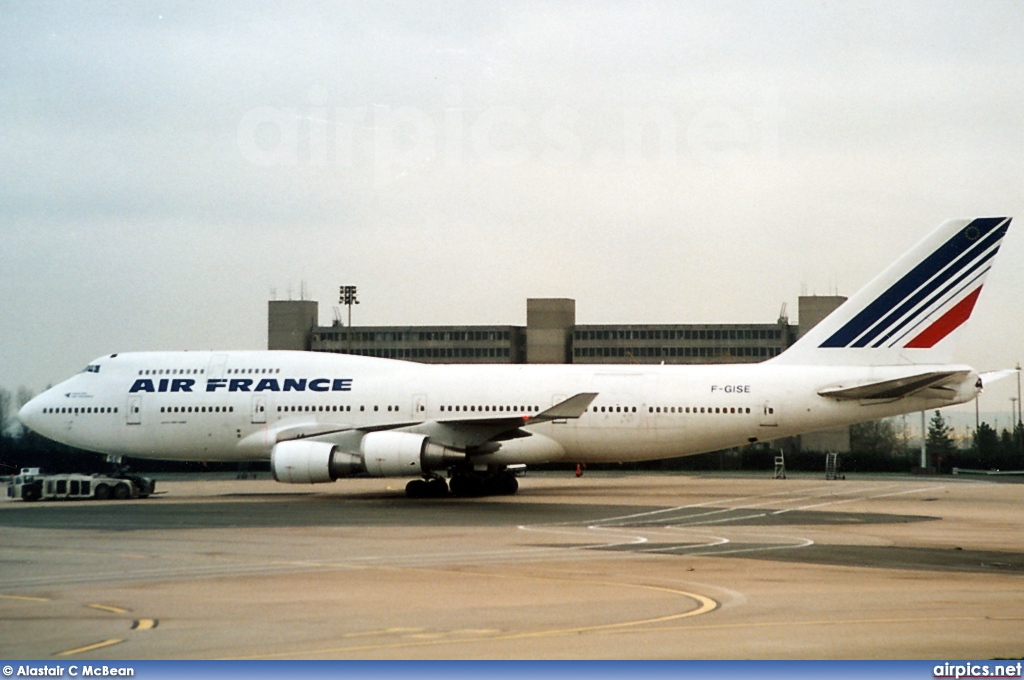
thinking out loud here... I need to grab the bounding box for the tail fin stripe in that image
[851,228,1005,347]
[904,286,983,348]
[883,265,990,348]
[866,246,998,348]
[820,217,1008,348]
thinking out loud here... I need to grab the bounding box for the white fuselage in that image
[19,350,977,468]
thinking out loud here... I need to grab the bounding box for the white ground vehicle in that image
[5,468,154,502]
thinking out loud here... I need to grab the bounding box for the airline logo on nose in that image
[129,378,354,393]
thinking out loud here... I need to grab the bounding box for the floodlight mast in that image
[339,285,359,354]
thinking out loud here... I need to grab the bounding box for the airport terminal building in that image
[268,297,844,366]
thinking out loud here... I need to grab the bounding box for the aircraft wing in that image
[274,392,599,451]
[817,370,971,401]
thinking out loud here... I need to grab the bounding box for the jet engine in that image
[271,440,361,484]
[360,431,466,476]
[271,432,465,484]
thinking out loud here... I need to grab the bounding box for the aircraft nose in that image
[18,396,43,434]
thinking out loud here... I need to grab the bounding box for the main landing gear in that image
[404,477,450,498]
[404,470,519,498]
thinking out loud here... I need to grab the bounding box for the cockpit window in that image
[83,365,100,373]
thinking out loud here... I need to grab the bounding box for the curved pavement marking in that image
[633,483,905,525]
[0,594,50,602]
[581,481,901,526]
[683,536,815,557]
[342,627,424,638]
[589,481,939,529]
[648,614,1024,635]
[518,520,730,555]
[52,604,156,655]
[57,639,125,656]
[233,573,719,659]
[770,484,947,514]
[4,483,936,592]
[87,603,129,614]
[515,522,651,551]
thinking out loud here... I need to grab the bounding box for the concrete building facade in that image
[267,296,841,368]
[309,324,527,363]
[267,300,318,351]
[525,298,575,364]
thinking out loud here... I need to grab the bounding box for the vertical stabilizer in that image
[773,217,1011,366]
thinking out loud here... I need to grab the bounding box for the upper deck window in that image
[83,365,100,373]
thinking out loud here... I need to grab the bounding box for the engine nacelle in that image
[360,431,466,477]
[271,440,362,484]
[272,433,467,483]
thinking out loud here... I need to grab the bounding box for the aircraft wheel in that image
[94,483,111,500]
[405,479,428,498]
[496,473,519,495]
[426,478,449,497]
[449,474,476,497]
[113,483,131,500]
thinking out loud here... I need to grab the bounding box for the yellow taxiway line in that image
[57,639,125,656]
[0,594,51,602]
[234,571,719,659]
[87,603,129,614]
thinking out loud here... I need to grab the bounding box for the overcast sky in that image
[2,1,1023,418]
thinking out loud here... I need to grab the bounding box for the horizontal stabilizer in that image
[979,369,1019,389]
[818,370,970,401]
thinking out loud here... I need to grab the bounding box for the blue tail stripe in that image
[884,266,990,348]
[871,250,996,348]
[851,227,1006,347]
[819,217,1006,348]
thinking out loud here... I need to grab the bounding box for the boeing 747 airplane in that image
[18,217,1013,497]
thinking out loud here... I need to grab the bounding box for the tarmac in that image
[0,472,1021,659]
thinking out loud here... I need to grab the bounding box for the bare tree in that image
[16,387,33,410]
[0,387,11,436]
[12,387,34,436]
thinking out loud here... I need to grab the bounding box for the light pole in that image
[1013,396,1019,429]
[1018,362,1022,426]
[339,285,359,354]
[1012,397,1020,458]
[920,410,927,469]
[1017,363,1022,458]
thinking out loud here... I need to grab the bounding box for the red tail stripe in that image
[905,287,983,349]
